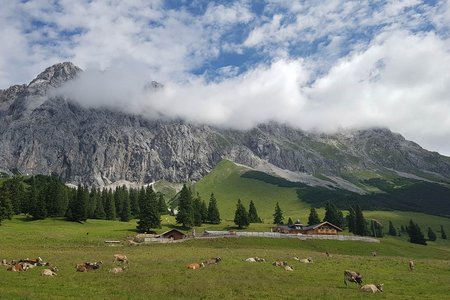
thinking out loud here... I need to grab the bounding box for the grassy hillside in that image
[0,217,449,299]
[192,160,310,222]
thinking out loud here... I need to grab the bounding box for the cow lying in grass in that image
[41,267,59,277]
[361,283,383,293]
[245,257,265,263]
[299,257,313,263]
[187,263,204,270]
[203,257,221,266]
[109,266,127,274]
[344,270,363,286]
[76,261,103,272]
[272,261,288,267]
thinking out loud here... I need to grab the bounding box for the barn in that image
[273,221,342,235]
[156,229,186,240]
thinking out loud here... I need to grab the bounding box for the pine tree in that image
[400,225,406,233]
[32,190,48,220]
[136,185,161,232]
[323,202,343,227]
[427,227,437,241]
[157,193,168,215]
[0,186,13,225]
[407,220,427,245]
[93,189,106,219]
[120,191,131,222]
[234,199,249,229]
[105,189,116,220]
[200,200,208,222]
[68,184,87,222]
[193,193,203,226]
[273,202,283,224]
[129,188,140,218]
[346,207,356,233]
[176,184,194,228]
[354,205,368,236]
[207,193,221,224]
[308,207,321,226]
[287,217,293,225]
[388,221,397,236]
[248,200,261,223]
[440,225,447,239]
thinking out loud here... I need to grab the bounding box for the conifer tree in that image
[129,188,140,217]
[346,207,356,233]
[354,205,368,236]
[248,200,262,223]
[388,221,397,236]
[308,207,321,226]
[234,199,249,228]
[323,202,343,228]
[157,193,168,215]
[105,189,116,220]
[93,189,106,219]
[193,193,203,226]
[407,219,427,245]
[207,193,221,224]
[136,185,161,232]
[200,200,208,222]
[440,225,447,239]
[176,184,194,228]
[287,217,293,225]
[120,190,131,222]
[427,227,437,241]
[0,186,13,225]
[273,202,284,224]
[32,191,48,220]
[68,184,87,222]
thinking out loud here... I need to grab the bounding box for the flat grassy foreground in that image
[1,217,450,299]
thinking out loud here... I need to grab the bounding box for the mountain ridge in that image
[0,62,449,190]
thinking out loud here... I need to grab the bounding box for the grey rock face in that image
[1,63,450,187]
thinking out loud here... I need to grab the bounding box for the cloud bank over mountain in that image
[2,1,450,154]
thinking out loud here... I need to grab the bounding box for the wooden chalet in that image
[156,229,186,240]
[273,221,342,235]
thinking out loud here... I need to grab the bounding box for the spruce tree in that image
[0,186,13,225]
[136,186,160,232]
[176,184,194,228]
[353,205,368,236]
[441,225,447,239]
[68,184,87,222]
[273,202,284,224]
[234,199,249,229]
[388,221,397,236]
[346,207,356,233]
[200,200,208,222]
[105,189,116,220]
[32,191,48,220]
[157,193,168,215]
[129,188,140,218]
[407,219,427,245]
[120,191,131,222]
[427,227,437,241]
[93,190,106,219]
[323,202,342,227]
[193,194,203,226]
[207,193,221,224]
[248,200,261,223]
[287,217,293,225]
[308,207,321,226]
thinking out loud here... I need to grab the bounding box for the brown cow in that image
[187,262,204,269]
[409,260,414,271]
[76,261,102,272]
[113,254,128,264]
[203,257,221,266]
[7,263,25,272]
[272,261,288,267]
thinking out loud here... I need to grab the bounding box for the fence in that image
[203,231,379,243]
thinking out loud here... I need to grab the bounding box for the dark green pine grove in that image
[136,185,161,232]
[308,207,321,226]
[407,219,427,245]
[388,221,397,236]
[323,201,344,229]
[207,193,221,224]
[234,199,249,229]
[176,184,194,228]
[248,200,262,223]
[427,227,437,241]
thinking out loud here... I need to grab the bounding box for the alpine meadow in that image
[1,1,450,299]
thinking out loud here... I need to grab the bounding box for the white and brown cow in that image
[41,267,58,277]
[203,257,221,266]
[113,254,129,264]
[409,260,414,271]
[187,262,204,270]
[361,283,383,293]
[344,270,363,286]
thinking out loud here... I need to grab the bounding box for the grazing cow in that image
[109,266,127,274]
[113,254,129,264]
[187,263,204,270]
[245,257,265,263]
[284,265,294,271]
[361,284,383,293]
[299,257,313,263]
[203,257,221,266]
[272,261,288,267]
[41,268,58,277]
[409,260,414,271]
[293,256,300,261]
[371,252,377,257]
[344,270,363,286]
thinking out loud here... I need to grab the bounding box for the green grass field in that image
[1,217,450,299]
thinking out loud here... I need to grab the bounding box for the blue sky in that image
[1,0,450,155]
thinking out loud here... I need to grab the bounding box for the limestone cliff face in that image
[1,63,449,187]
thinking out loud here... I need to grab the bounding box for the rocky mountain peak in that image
[28,62,82,89]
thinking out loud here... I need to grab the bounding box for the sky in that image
[1,0,450,155]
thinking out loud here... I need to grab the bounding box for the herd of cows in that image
[2,252,417,294]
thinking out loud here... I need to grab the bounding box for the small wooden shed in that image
[156,229,186,240]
